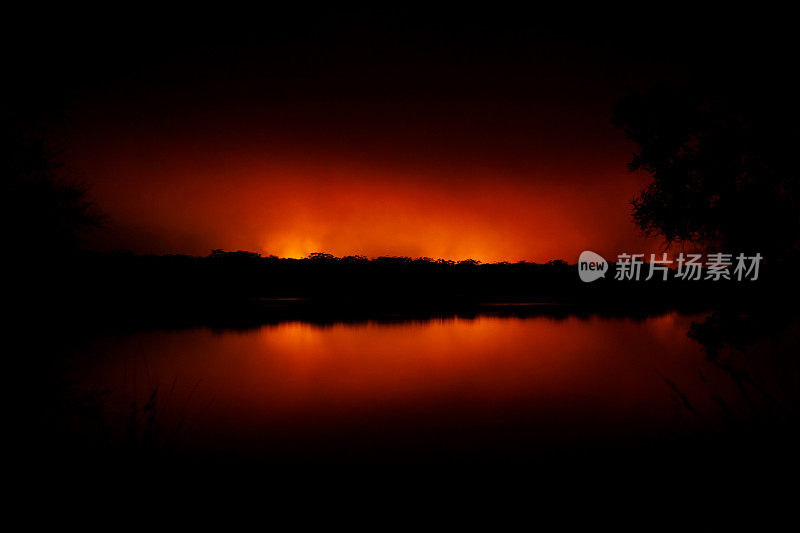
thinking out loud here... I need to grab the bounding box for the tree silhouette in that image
[612,83,799,261]
[3,111,103,258]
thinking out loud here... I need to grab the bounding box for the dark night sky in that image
[5,6,795,260]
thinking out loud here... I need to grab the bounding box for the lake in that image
[54,309,772,465]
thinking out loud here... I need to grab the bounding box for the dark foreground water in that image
[49,309,799,467]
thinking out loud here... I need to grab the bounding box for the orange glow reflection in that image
[74,313,744,457]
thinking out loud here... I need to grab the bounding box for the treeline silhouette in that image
[24,248,780,331]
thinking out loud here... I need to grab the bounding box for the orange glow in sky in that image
[39,10,679,263]
[71,141,652,262]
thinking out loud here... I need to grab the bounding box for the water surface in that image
[64,311,747,462]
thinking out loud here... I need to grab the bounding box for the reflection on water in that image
[63,311,760,462]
